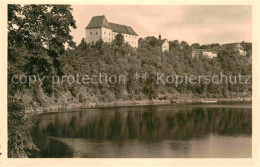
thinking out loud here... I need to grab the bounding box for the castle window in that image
[96,31,98,34]
[90,32,92,35]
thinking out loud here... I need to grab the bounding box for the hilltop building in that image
[235,43,247,56]
[158,35,169,52]
[85,15,138,48]
[220,42,248,56]
[192,48,218,58]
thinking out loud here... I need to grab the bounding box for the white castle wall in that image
[85,28,102,44]
[85,28,138,48]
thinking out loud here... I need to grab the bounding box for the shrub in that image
[8,97,37,157]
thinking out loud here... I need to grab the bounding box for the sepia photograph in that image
[1,1,260,166]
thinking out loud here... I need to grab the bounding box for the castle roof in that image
[86,15,138,36]
[86,15,111,29]
[109,23,138,36]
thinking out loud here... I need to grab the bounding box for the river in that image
[31,102,252,158]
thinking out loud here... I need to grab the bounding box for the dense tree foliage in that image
[8,97,37,157]
[8,4,76,157]
[61,37,251,102]
[114,34,125,47]
[8,4,76,94]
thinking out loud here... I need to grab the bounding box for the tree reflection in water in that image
[33,105,251,141]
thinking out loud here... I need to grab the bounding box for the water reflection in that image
[32,103,252,158]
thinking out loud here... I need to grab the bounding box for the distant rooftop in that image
[86,15,138,36]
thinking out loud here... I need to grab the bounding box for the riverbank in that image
[10,83,249,115]
[25,96,252,115]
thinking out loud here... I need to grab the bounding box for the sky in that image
[70,5,252,45]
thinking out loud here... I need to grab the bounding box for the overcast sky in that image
[71,5,252,45]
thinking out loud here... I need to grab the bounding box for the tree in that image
[200,45,210,49]
[180,41,190,50]
[94,39,104,50]
[169,40,181,53]
[138,38,146,48]
[77,38,87,50]
[8,97,38,157]
[144,36,158,47]
[8,4,77,94]
[209,43,220,50]
[191,43,200,49]
[8,4,77,157]
[114,34,124,47]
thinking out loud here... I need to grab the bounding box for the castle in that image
[85,15,139,48]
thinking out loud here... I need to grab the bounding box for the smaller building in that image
[158,35,169,52]
[221,42,248,56]
[192,48,217,58]
[235,43,247,56]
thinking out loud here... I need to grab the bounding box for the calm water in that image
[31,102,252,158]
